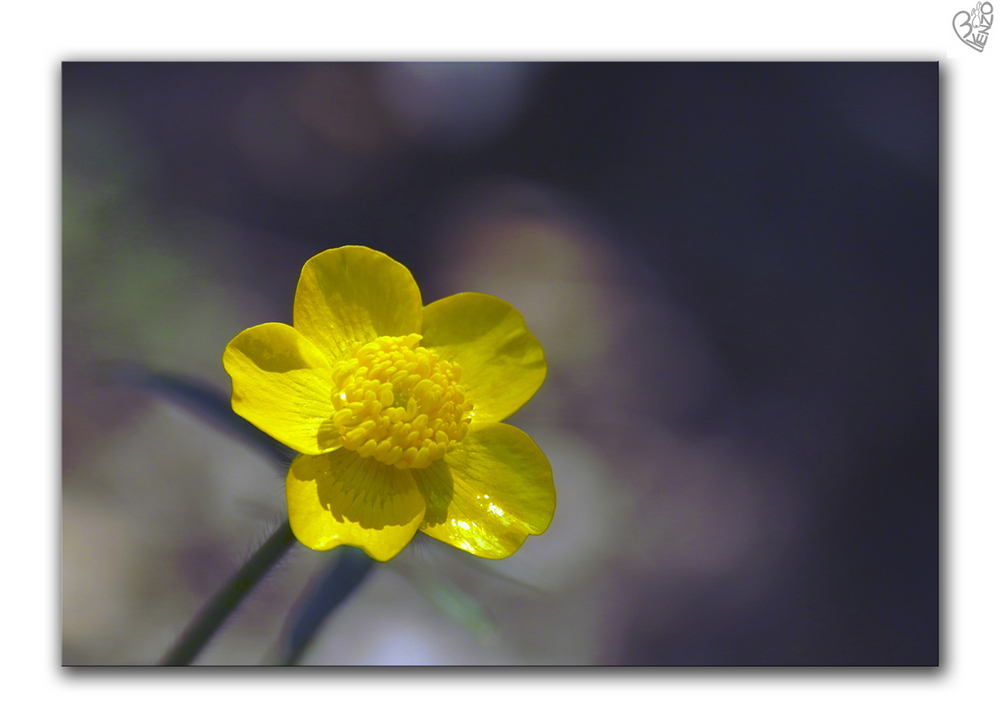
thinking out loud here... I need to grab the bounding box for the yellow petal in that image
[420,292,546,423]
[412,422,555,559]
[286,449,426,561]
[293,246,423,363]
[223,322,339,455]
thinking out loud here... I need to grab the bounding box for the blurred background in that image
[61,62,938,665]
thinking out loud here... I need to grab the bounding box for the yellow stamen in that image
[327,334,473,468]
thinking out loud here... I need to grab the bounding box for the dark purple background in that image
[63,62,938,665]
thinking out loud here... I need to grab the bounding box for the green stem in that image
[159,520,296,666]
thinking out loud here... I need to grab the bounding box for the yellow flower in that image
[223,246,555,561]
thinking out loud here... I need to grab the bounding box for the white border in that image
[7,1,995,724]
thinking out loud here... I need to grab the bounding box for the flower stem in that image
[159,520,297,666]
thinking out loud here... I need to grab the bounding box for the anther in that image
[327,334,473,469]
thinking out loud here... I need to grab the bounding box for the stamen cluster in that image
[330,333,471,468]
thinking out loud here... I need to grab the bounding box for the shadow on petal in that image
[287,451,425,560]
[317,417,342,452]
[292,450,421,531]
[411,459,455,527]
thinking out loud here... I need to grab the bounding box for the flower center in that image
[329,333,472,469]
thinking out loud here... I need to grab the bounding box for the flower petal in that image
[412,422,555,559]
[293,246,423,363]
[286,450,426,561]
[223,322,339,455]
[420,292,546,423]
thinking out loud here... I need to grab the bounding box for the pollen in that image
[329,334,472,468]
